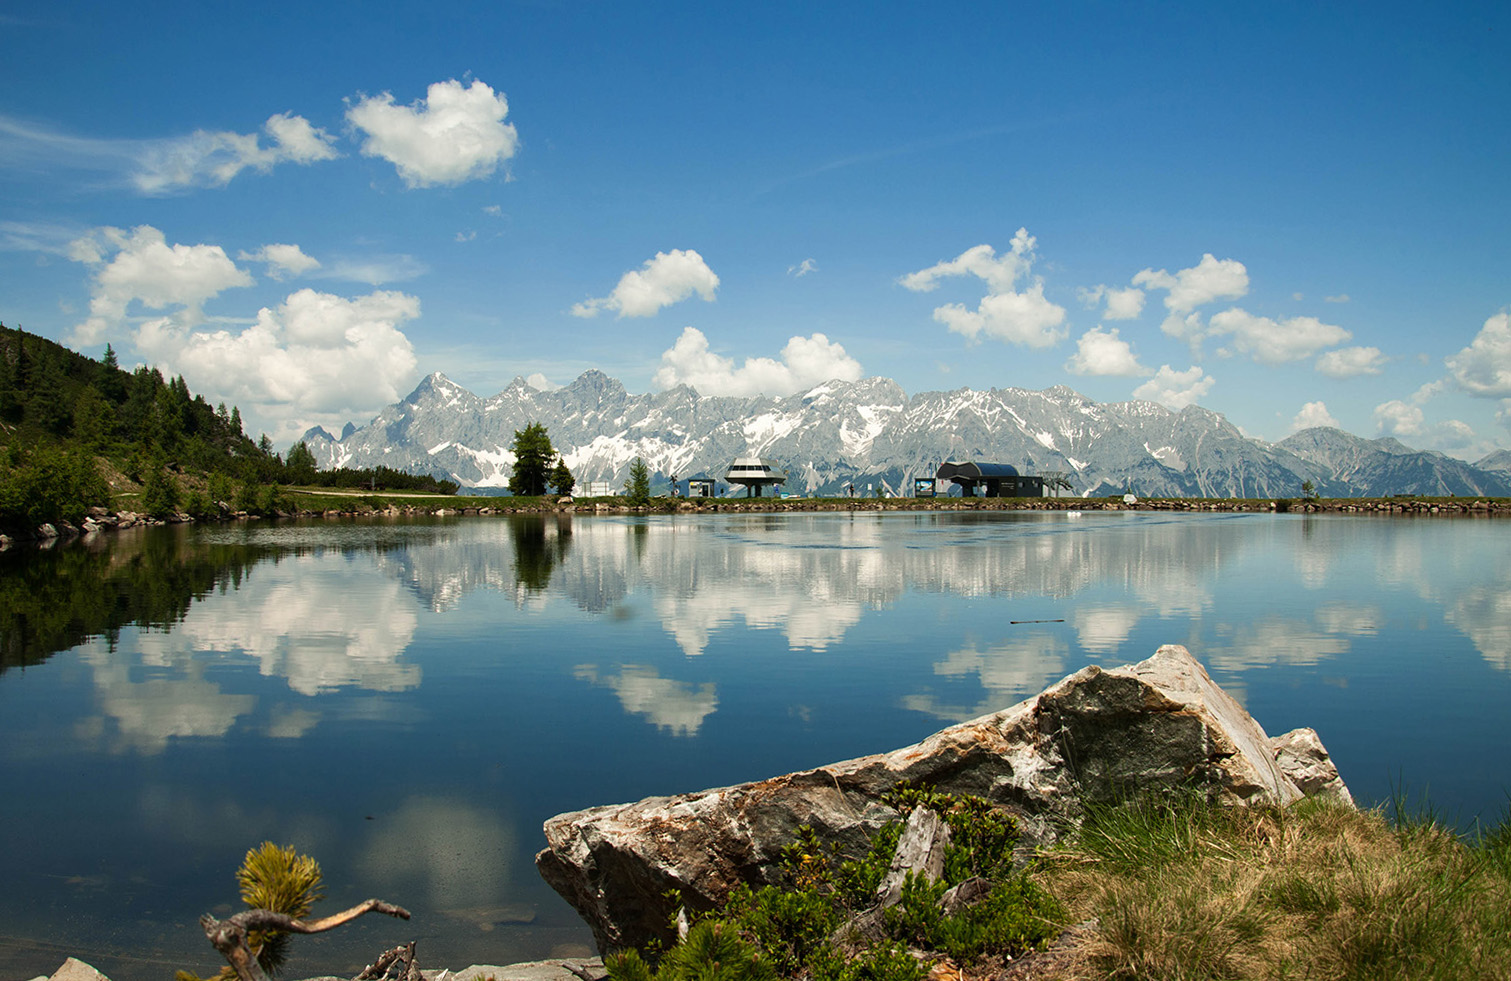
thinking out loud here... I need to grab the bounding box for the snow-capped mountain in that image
[300,372,1511,498]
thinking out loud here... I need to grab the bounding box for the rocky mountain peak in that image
[299,371,1511,499]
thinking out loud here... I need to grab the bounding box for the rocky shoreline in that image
[5,492,1507,550]
[25,957,606,981]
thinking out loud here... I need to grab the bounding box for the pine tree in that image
[285,441,317,484]
[624,457,651,505]
[551,457,576,496]
[508,422,554,496]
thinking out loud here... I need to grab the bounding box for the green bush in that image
[0,446,110,528]
[606,792,1062,981]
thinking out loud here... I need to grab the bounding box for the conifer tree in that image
[624,457,651,505]
[551,456,576,496]
[508,422,554,496]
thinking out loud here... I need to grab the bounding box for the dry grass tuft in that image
[1031,795,1511,980]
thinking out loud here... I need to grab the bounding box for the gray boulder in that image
[536,644,1349,954]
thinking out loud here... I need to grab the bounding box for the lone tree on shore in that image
[509,423,555,496]
[551,456,576,496]
[624,457,650,505]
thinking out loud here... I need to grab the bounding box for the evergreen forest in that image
[0,323,455,532]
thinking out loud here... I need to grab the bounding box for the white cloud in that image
[1065,326,1149,377]
[238,243,320,281]
[1132,253,1249,344]
[1132,364,1215,410]
[572,249,720,318]
[1291,401,1341,431]
[525,372,557,391]
[1325,294,1351,303]
[789,258,817,277]
[1371,393,1482,455]
[1316,345,1387,378]
[652,326,862,397]
[1374,399,1424,437]
[1077,284,1145,320]
[68,224,253,344]
[1207,308,1352,364]
[347,78,518,188]
[900,229,1067,348]
[1446,312,1511,398]
[133,112,339,193]
[133,288,420,438]
[1133,253,1250,313]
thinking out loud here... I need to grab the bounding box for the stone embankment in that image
[6,493,1506,549]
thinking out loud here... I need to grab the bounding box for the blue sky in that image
[2,1,1508,458]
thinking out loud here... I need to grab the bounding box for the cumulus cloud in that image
[1374,399,1424,437]
[900,229,1067,348]
[68,224,253,344]
[1316,345,1387,378]
[1077,284,1145,321]
[1206,308,1352,364]
[1132,364,1215,410]
[1291,401,1341,432]
[1132,253,1249,343]
[652,326,862,397]
[1065,326,1149,377]
[525,372,557,391]
[572,249,720,318]
[1446,312,1511,398]
[789,258,817,277]
[135,288,420,428]
[133,112,339,193]
[238,243,320,281]
[347,78,518,188]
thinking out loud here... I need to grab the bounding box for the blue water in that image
[1,511,1508,979]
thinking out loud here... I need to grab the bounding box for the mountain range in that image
[300,371,1511,499]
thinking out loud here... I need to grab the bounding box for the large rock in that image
[537,644,1348,954]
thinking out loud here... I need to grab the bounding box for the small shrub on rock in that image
[605,791,1063,981]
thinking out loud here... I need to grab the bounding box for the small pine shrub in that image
[607,792,1062,981]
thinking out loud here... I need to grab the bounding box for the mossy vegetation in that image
[606,790,1063,981]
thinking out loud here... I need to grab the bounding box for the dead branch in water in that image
[199,898,411,981]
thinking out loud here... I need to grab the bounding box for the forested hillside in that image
[0,323,454,533]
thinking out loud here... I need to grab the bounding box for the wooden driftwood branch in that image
[355,941,421,981]
[200,898,411,981]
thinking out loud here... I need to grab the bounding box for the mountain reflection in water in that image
[1,511,1509,981]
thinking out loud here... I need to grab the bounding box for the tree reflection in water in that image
[509,513,573,592]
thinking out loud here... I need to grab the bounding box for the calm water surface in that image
[1,511,1508,979]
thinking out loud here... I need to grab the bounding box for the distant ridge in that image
[300,372,1511,498]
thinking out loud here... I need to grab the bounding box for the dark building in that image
[935,461,1044,498]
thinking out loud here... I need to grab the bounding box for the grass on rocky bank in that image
[607,791,1511,981]
[1031,793,1511,981]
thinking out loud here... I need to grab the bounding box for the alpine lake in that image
[2,509,1509,980]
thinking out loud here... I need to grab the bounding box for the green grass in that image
[1035,794,1511,980]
